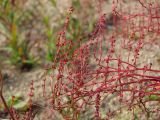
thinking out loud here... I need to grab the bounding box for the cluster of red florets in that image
[42,0,160,119]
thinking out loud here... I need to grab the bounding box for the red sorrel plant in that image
[1,0,160,120]
[42,0,160,119]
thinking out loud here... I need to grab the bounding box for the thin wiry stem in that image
[0,70,15,120]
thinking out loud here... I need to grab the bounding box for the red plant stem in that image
[45,1,160,119]
[0,71,15,120]
[0,94,15,120]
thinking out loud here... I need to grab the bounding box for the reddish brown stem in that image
[0,70,15,120]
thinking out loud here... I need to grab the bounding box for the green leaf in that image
[72,0,81,10]
[9,11,15,23]
[2,0,9,8]
[13,99,30,111]
[5,93,30,111]
[0,46,13,52]
[134,114,139,120]
[43,16,49,26]
[51,0,56,7]
[23,59,35,65]
[145,95,160,101]
[7,93,22,107]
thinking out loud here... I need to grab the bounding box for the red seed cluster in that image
[43,1,160,119]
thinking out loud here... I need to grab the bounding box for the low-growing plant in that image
[1,0,160,120]
[43,16,57,62]
[0,0,37,70]
[42,1,160,119]
[43,0,95,62]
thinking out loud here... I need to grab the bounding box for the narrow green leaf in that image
[51,0,56,7]
[145,95,160,101]
[2,0,9,8]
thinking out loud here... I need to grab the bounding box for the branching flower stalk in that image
[43,0,160,119]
